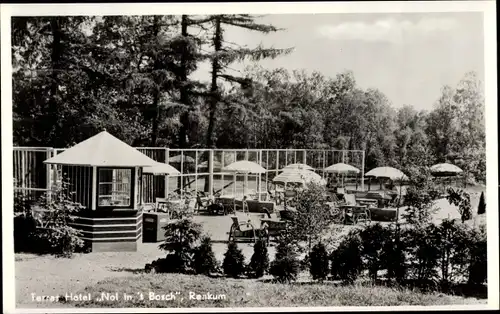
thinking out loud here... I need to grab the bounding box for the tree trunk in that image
[205,16,221,149]
[204,16,221,193]
[150,16,161,147]
[49,18,62,147]
[178,15,190,150]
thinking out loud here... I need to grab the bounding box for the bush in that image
[270,240,300,283]
[248,238,269,278]
[309,242,329,281]
[360,223,392,281]
[222,241,246,278]
[330,230,363,284]
[468,226,487,284]
[157,218,203,274]
[477,192,485,215]
[14,214,37,252]
[22,180,85,257]
[403,224,440,284]
[381,225,407,284]
[193,236,219,275]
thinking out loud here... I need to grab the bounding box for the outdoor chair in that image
[344,194,357,206]
[228,216,257,243]
[196,194,213,214]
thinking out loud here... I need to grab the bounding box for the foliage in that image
[477,191,485,215]
[270,239,300,283]
[330,230,363,284]
[248,238,270,278]
[193,235,219,275]
[446,188,472,223]
[157,218,203,273]
[309,242,330,281]
[222,241,246,278]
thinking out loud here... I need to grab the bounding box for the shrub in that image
[157,218,203,273]
[222,241,245,278]
[309,242,329,281]
[330,230,363,284]
[360,223,392,281]
[248,238,269,278]
[270,240,300,283]
[25,180,85,257]
[381,224,407,284]
[468,226,487,285]
[193,236,219,275]
[403,224,440,285]
[477,191,485,215]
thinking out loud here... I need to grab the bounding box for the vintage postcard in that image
[1,1,498,313]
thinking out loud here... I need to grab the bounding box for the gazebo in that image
[44,130,158,252]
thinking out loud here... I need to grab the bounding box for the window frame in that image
[96,167,135,210]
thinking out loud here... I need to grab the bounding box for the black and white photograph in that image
[1,1,498,312]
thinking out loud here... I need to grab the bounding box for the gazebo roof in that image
[44,131,158,167]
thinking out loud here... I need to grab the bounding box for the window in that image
[98,168,132,207]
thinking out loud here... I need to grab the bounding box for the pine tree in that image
[309,242,329,281]
[249,238,269,278]
[193,236,219,275]
[222,241,246,278]
[477,191,486,215]
[269,239,299,283]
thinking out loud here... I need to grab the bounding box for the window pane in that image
[98,169,131,206]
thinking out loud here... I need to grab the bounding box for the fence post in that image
[208,150,214,197]
[46,148,54,200]
[165,148,169,199]
[258,150,262,201]
[302,150,307,165]
[361,150,365,191]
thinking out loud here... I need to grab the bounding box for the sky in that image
[192,12,485,111]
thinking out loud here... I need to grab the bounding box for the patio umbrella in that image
[365,166,408,222]
[143,162,181,175]
[273,169,326,186]
[430,163,463,177]
[324,163,360,174]
[282,163,314,171]
[324,163,361,189]
[223,161,267,197]
[365,167,408,181]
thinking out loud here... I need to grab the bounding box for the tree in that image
[158,218,203,273]
[222,241,246,278]
[193,235,219,275]
[269,239,300,283]
[287,182,332,254]
[248,238,270,278]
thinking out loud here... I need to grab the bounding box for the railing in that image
[13,147,366,204]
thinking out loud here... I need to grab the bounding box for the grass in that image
[65,273,485,308]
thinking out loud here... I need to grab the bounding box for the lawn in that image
[63,273,486,308]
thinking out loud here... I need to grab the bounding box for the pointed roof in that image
[44,131,158,167]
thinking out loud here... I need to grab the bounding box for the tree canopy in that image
[12,15,486,183]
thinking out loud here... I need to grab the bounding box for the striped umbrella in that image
[324,163,360,174]
[430,163,463,177]
[273,169,326,186]
[282,163,314,171]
